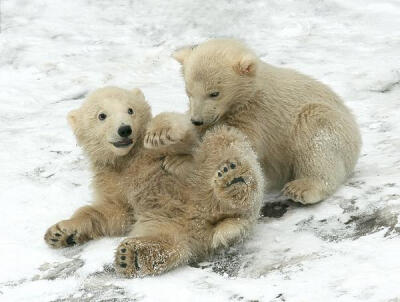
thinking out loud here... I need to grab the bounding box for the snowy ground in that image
[1,0,400,301]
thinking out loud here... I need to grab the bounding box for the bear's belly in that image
[125,164,190,212]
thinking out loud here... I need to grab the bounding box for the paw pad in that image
[212,158,255,208]
[44,223,80,249]
[115,238,175,278]
[215,160,246,187]
[66,234,76,246]
[227,177,245,187]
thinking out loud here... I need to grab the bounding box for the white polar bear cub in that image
[146,39,362,205]
[44,87,264,277]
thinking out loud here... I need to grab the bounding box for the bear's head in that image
[173,39,258,127]
[68,87,151,166]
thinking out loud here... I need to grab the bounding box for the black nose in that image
[191,119,204,126]
[118,125,132,137]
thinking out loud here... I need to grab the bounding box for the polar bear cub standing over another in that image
[146,39,361,204]
[44,87,264,277]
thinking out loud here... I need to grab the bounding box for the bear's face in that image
[68,87,151,163]
[173,39,258,127]
[184,63,238,126]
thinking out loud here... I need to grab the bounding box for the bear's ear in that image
[172,45,197,64]
[131,88,145,100]
[233,54,257,76]
[67,109,81,131]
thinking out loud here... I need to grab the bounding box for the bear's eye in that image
[98,113,107,120]
[128,108,134,115]
[209,92,219,98]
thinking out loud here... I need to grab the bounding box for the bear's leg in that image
[211,217,252,249]
[44,202,133,248]
[115,222,191,277]
[194,126,264,214]
[202,128,264,248]
[283,103,359,204]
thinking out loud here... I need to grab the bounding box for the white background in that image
[0,0,399,301]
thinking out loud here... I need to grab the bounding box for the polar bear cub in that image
[44,87,264,277]
[146,39,361,205]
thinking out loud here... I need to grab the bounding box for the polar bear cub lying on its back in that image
[44,87,264,277]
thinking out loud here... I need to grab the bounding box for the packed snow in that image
[0,0,399,301]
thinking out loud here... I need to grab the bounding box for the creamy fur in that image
[146,39,362,204]
[44,87,264,277]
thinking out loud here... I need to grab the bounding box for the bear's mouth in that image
[111,138,133,148]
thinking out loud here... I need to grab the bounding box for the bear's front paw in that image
[213,159,252,208]
[44,220,83,248]
[144,127,181,149]
[115,237,178,278]
[162,154,193,176]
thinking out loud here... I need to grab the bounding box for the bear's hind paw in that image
[213,159,253,208]
[115,237,178,278]
[282,178,324,205]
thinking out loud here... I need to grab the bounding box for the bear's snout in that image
[118,125,132,137]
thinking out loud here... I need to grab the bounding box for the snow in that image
[1,0,399,301]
